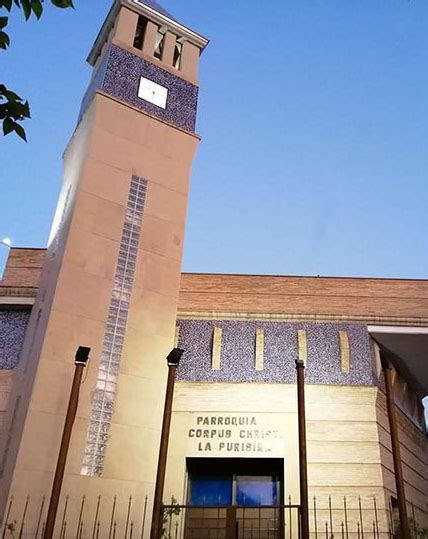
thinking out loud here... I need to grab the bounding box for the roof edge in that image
[87,0,209,67]
[181,272,428,283]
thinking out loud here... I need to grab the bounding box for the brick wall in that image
[178,273,428,320]
[1,248,45,288]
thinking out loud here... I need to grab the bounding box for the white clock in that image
[138,76,168,109]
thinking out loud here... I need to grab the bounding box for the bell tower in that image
[0,0,208,533]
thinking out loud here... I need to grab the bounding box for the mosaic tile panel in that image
[80,44,199,132]
[0,310,31,370]
[176,320,376,386]
[78,52,109,124]
[81,176,147,477]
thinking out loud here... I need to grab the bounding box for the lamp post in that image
[43,346,90,539]
[150,348,184,539]
[1,238,12,248]
[381,355,411,539]
[1,238,12,271]
[295,359,309,539]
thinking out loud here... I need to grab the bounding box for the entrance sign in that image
[186,413,285,457]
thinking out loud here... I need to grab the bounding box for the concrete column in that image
[142,21,159,57]
[162,32,177,67]
[115,7,138,47]
[180,41,200,80]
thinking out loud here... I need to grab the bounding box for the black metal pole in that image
[150,349,184,539]
[296,359,309,539]
[43,346,90,539]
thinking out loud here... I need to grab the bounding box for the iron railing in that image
[1,494,149,539]
[161,503,300,539]
[162,497,428,539]
[0,494,426,538]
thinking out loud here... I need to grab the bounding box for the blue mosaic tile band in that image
[78,52,109,124]
[81,176,147,478]
[176,320,376,386]
[0,310,31,370]
[79,44,199,132]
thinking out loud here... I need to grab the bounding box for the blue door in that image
[186,459,284,539]
[188,458,282,507]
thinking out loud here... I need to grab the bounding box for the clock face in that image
[138,76,168,109]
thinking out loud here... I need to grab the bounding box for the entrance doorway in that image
[188,458,283,507]
[184,458,286,539]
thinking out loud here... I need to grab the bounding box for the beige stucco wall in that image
[0,89,200,537]
[0,371,14,432]
[163,383,412,538]
[376,391,428,532]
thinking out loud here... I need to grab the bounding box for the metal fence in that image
[162,504,300,539]
[161,495,428,539]
[1,494,149,539]
[0,495,426,538]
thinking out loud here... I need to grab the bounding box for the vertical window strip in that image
[133,15,148,50]
[211,327,222,370]
[255,329,264,371]
[81,175,147,477]
[298,329,307,366]
[154,30,165,60]
[173,40,183,69]
[339,330,350,374]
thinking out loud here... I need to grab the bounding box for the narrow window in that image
[133,15,147,50]
[339,330,350,373]
[212,327,222,370]
[173,40,183,69]
[154,30,165,60]
[298,329,307,365]
[255,328,264,371]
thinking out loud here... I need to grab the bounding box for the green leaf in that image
[22,100,30,118]
[2,117,28,141]
[21,0,32,20]
[50,0,74,8]
[3,116,14,135]
[31,0,43,19]
[3,88,21,102]
[0,31,10,49]
[0,0,13,12]
[0,0,74,142]
[13,121,27,141]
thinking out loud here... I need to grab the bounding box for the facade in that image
[0,1,427,538]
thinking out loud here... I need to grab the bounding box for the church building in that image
[0,1,427,537]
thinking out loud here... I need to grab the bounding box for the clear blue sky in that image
[1,0,428,278]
